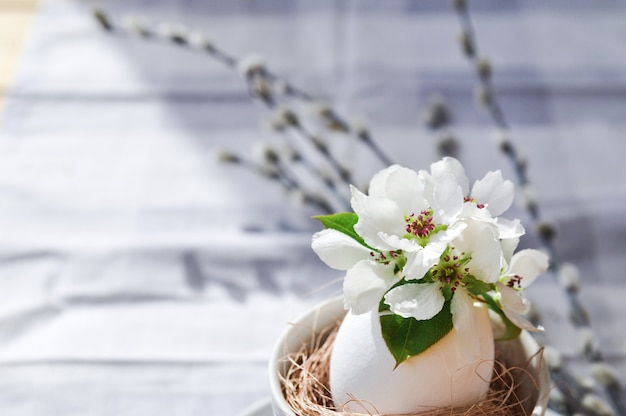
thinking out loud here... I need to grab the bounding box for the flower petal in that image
[353,196,405,250]
[349,185,367,218]
[378,231,421,252]
[429,220,467,245]
[432,174,463,224]
[497,282,527,314]
[459,202,493,221]
[507,249,549,288]
[369,165,427,214]
[471,170,514,217]
[344,260,401,314]
[496,217,525,240]
[500,237,520,264]
[451,289,474,334]
[430,157,470,195]
[403,242,446,280]
[454,220,502,283]
[311,229,371,270]
[451,289,485,361]
[367,165,399,197]
[384,282,445,320]
[498,284,542,332]
[503,309,543,332]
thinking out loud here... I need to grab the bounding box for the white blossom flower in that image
[384,220,502,336]
[423,158,522,243]
[312,228,402,313]
[313,162,472,315]
[343,260,402,314]
[351,164,465,262]
[312,158,547,339]
[501,248,549,289]
[312,229,372,271]
[458,202,524,240]
[427,157,514,217]
[470,170,514,217]
[496,246,549,331]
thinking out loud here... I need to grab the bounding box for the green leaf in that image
[464,275,494,297]
[379,298,454,368]
[314,212,373,250]
[482,292,521,340]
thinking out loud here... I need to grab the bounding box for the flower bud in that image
[260,166,280,181]
[423,94,450,129]
[351,119,370,141]
[215,151,240,164]
[559,263,581,293]
[283,109,299,127]
[92,8,112,31]
[520,183,539,212]
[327,119,349,132]
[582,393,615,416]
[474,85,492,108]
[569,307,590,328]
[301,192,333,214]
[515,150,528,171]
[189,31,215,52]
[237,54,266,77]
[492,130,514,155]
[337,166,351,182]
[578,327,600,358]
[270,106,299,129]
[309,102,333,119]
[436,133,459,158]
[255,144,280,167]
[577,375,597,392]
[478,56,492,80]
[252,77,273,103]
[158,22,187,44]
[458,31,475,57]
[535,221,557,242]
[319,169,335,188]
[267,113,287,132]
[311,136,329,155]
[281,144,302,162]
[591,363,621,388]
[124,15,151,38]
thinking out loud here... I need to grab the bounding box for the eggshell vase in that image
[269,297,549,416]
[330,305,494,414]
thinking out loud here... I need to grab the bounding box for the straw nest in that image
[280,321,543,416]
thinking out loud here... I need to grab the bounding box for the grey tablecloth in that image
[0,0,625,415]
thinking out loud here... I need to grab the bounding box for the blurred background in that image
[0,0,625,415]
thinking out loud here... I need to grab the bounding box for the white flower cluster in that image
[312,157,548,337]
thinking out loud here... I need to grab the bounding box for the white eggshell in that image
[330,304,494,414]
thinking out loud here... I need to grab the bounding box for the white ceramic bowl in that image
[269,297,549,416]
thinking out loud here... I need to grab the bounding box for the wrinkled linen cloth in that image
[0,0,625,415]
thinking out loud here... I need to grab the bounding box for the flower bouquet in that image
[271,157,550,416]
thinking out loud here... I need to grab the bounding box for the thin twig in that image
[451,1,624,414]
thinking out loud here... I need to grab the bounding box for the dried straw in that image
[280,321,542,416]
